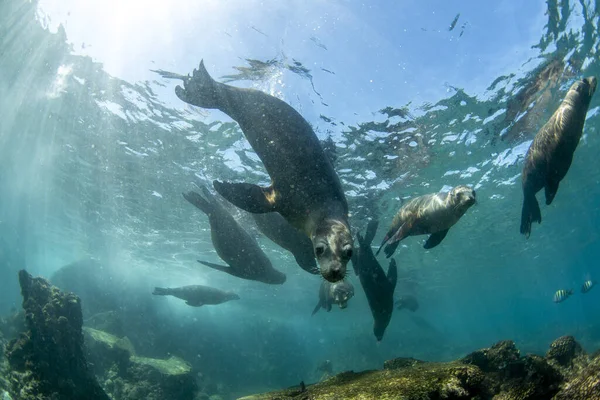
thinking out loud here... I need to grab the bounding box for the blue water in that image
[1,0,600,398]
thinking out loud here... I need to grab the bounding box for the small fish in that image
[448,13,460,31]
[553,289,573,303]
[581,280,596,293]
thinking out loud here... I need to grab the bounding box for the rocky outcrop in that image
[239,337,600,400]
[4,270,110,400]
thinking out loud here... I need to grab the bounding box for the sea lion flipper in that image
[364,220,379,245]
[183,191,213,214]
[175,60,221,109]
[197,260,232,274]
[423,229,449,249]
[383,241,400,259]
[213,180,277,214]
[520,194,541,237]
[544,176,560,205]
[185,300,203,307]
[311,301,322,316]
[387,258,398,291]
[152,287,170,296]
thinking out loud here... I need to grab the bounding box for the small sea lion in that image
[377,185,476,258]
[520,76,597,237]
[311,279,355,316]
[251,212,319,275]
[183,187,286,285]
[152,285,239,307]
[173,61,353,283]
[396,294,419,312]
[352,220,397,341]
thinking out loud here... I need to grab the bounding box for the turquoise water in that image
[1,0,600,398]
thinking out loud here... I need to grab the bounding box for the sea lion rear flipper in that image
[424,229,449,249]
[364,220,379,245]
[175,60,221,109]
[520,194,541,237]
[152,287,170,296]
[387,258,398,291]
[183,191,213,215]
[544,176,560,205]
[311,301,322,316]
[213,180,277,214]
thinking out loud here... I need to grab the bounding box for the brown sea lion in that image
[152,285,239,307]
[311,279,355,316]
[172,61,353,283]
[183,187,286,285]
[251,212,319,275]
[520,76,597,237]
[377,185,476,258]
[352,220,397,341]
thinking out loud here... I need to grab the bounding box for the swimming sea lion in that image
[352,220,397,341]
[173,61,353,283]
[520,76,597,237]
[396,294,419,312]
[251,212,319,275]
[311,279,355,316]
[377,185,476,258]
[152,285,240,307]
[183,187,286,284]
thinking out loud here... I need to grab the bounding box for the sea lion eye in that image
[342,245,353,259]
[315,244,326,257]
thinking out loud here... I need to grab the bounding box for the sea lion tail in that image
[152,287,171,296]
[175,60,221,109]
[520,194,541,238]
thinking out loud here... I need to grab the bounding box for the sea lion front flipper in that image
[423,229,449,249]
[387,258,398,291]
[520,194,541,237]
[364,220,379,245]
[197,260,242,279]
[544,175,560,205]
[311,300,322,316]
[185,300,203,307]
[213,180,277,214]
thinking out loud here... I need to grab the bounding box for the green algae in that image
[83,327,136,356]
[130,356,192,376]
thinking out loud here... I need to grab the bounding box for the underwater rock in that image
[4,269,110,399]
[546,335,586,367]
[383,356,426,370]
[83,326,198,400]
[238,362,486,399]
[493,354,563,400]
[553,353,600,399]
[461,340,521,373]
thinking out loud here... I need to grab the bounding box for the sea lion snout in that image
[584,76,597,96]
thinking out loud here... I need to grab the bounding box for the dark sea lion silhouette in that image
[377,185,476,258]
[251,212,319,275]
[352,220,397,341]
[311,279,355,316]
[173,60,353,283]
[520,76,597,237]
[152,285,239,307]
[183,187,286,285]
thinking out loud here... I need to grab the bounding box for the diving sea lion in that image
[173,61,353,283]
[396,295,419,312]
[183,187,286,285]
[352,220,397,341]
[520,76,597,237]
[152,285,240,307]
[311,279,355,316]
[251,212,319,275]
[377,185,476,258]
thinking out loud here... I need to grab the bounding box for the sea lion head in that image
[313,219,354,282]
[227,292,241,301]
[570,76,597,100]
[330,281,355,309]
[447,185,476,214]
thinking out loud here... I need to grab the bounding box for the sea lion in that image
[251,212,319,275]
[311,279,355,316]
[172,61,353,283]
[183,187,286,285]
[520,76,597,237]
[152,285,239,307]
[396,295,419,312]
[377,185,476,258]
[352,220,397,341]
